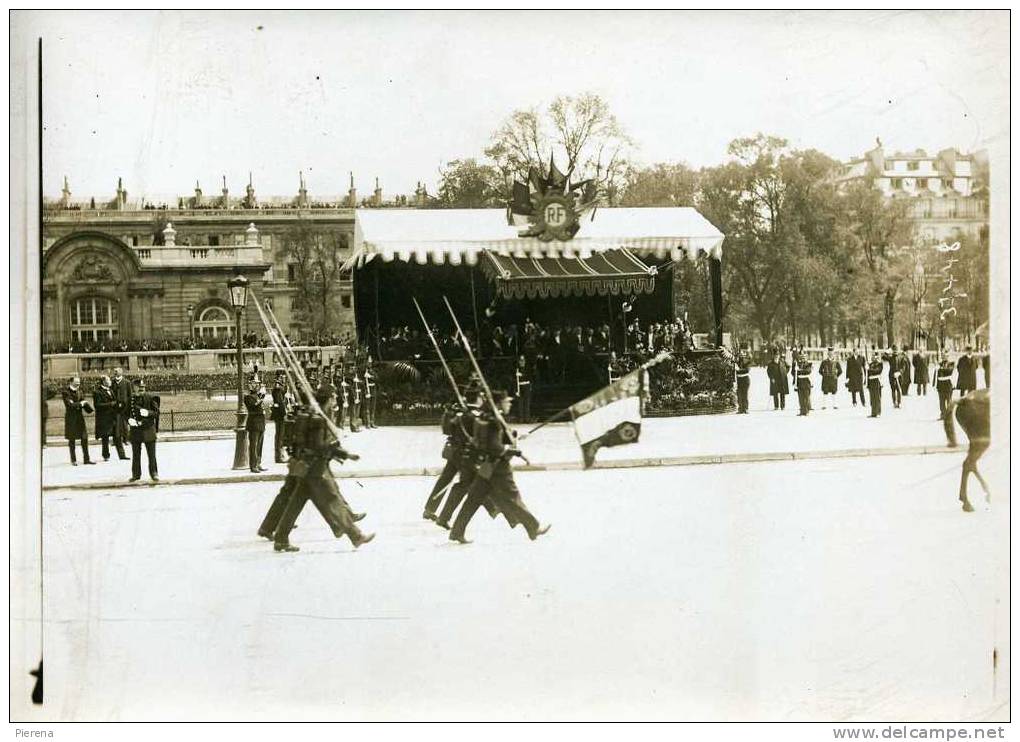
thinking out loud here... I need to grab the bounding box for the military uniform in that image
[363,366,377,428]
[934,358,955,419]
[349,372,363,432]
[244,384,268,472]
[423,402,473,520]
[866,359,884,417]
[515,360,533,423]
[795,361,813,416]
[128,386,160,480]
[735,356,750,414]
[270,375,291,463]
[448,403,546,543]
[270,408,372,552]
[884,353,903,408]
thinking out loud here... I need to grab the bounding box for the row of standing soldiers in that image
[734,347,986,419]
[307,361,379,432]
[421,385,550,544]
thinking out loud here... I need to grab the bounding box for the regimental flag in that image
[569,368,645,469]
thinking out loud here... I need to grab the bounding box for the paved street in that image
[42,369,963,489]
[30,453,1008,721]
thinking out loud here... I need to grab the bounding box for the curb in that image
[42,444,960,492]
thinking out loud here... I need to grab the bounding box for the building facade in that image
[42,178,367,348]
[836,142,989,243]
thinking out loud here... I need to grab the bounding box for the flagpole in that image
[518,351,673,441]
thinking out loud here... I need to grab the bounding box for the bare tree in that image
[485,92,633,203]
[278,220,350,336]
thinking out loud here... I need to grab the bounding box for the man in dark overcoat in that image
[110,367,132,460]
[62,376,95,465]
[92,374,119,461]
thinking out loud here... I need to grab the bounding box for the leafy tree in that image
[278,220,350,336]
[619,162,699,207]
[435,159,504,208]
[485,92,633,203]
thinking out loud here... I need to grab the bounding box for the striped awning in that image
[480,249,657,300]
[348,207,725,268]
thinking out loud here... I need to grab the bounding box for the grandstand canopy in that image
[349,207,725,267]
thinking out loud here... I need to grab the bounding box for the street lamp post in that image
[186,303,195,339]
[228,274,250,470]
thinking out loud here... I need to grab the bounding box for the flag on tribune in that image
[569,367,646,469]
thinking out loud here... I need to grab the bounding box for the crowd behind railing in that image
[42,331,357,356]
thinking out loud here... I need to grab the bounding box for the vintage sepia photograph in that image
[8,9,1011,730]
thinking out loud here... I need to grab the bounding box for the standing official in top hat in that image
[127,378,160,481]
[956,347,977,396]
[766,351,789,410]
[93,375,119,461]
[845,349,867,408]
[818,349,842,410]
[63,376,95,465]
[110,367,131,460]
[912,351,929,396]
[244,376,268,472]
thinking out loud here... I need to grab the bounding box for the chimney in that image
[193,180,203,207]
[115,177,127,210]
[61,176,71,208]
[297,171,308,207]
[373,177,382,207]
[347,172,357,208]
[221,175,229,205]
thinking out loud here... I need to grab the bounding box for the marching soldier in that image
[448,390,550,544]
[795,357,813,416]
[845,348,867,408]
[818,348,842,409]
[63,376,95,465]
[127,378,160,481]
[765,350,789,410]
[423,388,480,522]
[515,355,533,423]
[934,352,955,419]
[734,350,750,414]
[363,358,378,429]
[270,370,291,464]
[866,354,884,418]
[272,385,374,552]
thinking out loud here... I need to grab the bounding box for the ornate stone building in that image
[42,177,363,346]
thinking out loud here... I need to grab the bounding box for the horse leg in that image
[959,463,974,512]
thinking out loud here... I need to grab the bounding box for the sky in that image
[15,10,1010,201]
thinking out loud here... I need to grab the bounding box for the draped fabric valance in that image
[480,249,657,300]
[348,207,725,268]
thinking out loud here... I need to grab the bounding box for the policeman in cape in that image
[448,389,550,544]
[271,384,374,553]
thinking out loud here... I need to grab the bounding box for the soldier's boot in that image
[274,541,299,552]
[350,529,375,548]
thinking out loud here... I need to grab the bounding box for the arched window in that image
[70,296,118,342]
[194,305,234,338]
